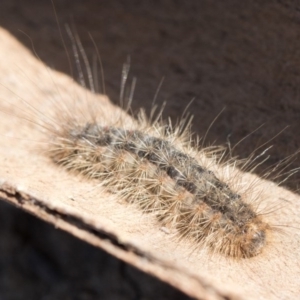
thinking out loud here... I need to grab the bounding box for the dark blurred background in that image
[0,0,300,299]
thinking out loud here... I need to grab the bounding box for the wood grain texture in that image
[0,26,300,300]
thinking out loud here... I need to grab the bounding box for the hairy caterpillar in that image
[49,112,270,259]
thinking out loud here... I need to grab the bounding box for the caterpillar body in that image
[46,104,271,259]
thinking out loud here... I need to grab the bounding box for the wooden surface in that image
[1,1,300,299]
[0,27,300,300]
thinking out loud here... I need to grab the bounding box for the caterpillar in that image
[49,114,270,259]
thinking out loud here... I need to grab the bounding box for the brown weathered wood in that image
[0,27,300,300]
